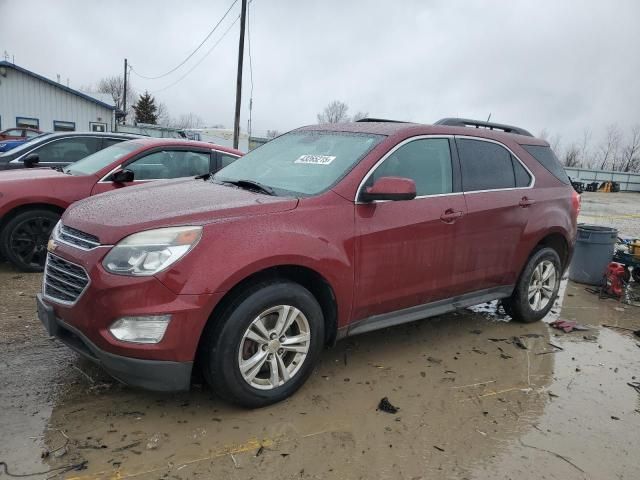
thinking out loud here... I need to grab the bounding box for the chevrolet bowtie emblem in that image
[47,239,58,252]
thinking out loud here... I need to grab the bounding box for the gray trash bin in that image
[569,224,618,285]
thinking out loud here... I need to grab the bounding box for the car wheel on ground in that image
[0,209,59,272]
[503,247,561,323]
[201,281,324,408]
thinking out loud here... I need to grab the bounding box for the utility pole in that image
[233,0,248,149]
[123,58,128,125]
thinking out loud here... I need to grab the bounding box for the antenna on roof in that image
[487,113,492,122]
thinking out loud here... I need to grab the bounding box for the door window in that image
[25,129,40,138]
[32,137,101,163]
[513,155,532,187]
[457,139,516,191]
[5,129,23,137]
[127,150,211,180]
[368,138,453,196]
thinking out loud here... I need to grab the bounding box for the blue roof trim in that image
[0,61,116,111]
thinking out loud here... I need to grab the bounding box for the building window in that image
[53,121,76,132]
[89,122,107,132]
[16,117,39,129]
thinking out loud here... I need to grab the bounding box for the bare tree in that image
[578,128,592,168]
[598,125,621,170]
[170,113,205,130]
[317,100,350,124]
[266,130,280,139]
[621,125,640,172]
[156,102,171,126]
[563,144,580,167]
[537,129,562,156]
[351,111,369,122]
[97,75,136,117]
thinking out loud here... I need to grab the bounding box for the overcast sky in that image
[1,0,639,146]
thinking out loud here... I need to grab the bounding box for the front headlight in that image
[103,226,202,276]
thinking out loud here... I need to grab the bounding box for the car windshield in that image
[214,130,384,196]
[0,133,53,157]
[65,141,141,176]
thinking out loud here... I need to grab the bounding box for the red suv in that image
[37,118,579,407]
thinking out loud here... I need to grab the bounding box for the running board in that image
[345,285,514,337]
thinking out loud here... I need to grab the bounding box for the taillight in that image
[571,190,581,214]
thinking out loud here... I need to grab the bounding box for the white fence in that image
[565,167,640,192]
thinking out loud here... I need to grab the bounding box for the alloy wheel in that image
[9,217,54,269]
[528,260,557,311]
[238,305,311,390]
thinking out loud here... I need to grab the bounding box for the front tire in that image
[503,247,561,323]
[201,281,324,408]
[0,209,60,272]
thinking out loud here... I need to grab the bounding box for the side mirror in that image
[111,168,134,183]
[23,153,40,168]
[360,176,417,202]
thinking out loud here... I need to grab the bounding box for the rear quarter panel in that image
[509,142,577,276]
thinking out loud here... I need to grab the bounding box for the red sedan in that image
[0,127,43,140]
[0,138,242,271]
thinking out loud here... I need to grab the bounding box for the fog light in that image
[109,315,172,344]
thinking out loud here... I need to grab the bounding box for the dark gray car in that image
[0,132,140,170]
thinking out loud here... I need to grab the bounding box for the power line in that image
[150,14,241,94]
[130,0,239,80]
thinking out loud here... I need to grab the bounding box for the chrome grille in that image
[43,253,90,304]
[58,225,100,250]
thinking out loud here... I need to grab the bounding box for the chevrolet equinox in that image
[37,118,579,407]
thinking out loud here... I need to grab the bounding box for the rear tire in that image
[0,209,59,272]
[503,247,561,323]
[201,281,324,408]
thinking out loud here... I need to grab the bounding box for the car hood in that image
[63,178,299,244]
[0,167,68,183]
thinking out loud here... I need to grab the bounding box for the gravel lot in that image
[0,192,639,479]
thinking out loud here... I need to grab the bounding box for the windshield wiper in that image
[220,179,276,196]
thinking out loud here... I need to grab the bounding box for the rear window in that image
[522,145,570,185]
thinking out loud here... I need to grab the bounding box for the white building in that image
[0,61,117,133]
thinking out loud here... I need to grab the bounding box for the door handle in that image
[519,197,535,208]
[440,209,464,223]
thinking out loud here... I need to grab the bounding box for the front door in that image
[91,149,213,195]
[353,137,466,321]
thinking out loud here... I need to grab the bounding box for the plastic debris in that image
[377,397,399,414]
[549,320,590,333]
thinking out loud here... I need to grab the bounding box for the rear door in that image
[454,137,534,293]
[353,137,467,320]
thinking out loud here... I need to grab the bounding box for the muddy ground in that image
[1,192,639,479]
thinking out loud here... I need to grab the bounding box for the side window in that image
[368,138,453,196]
[457,139,515,191]
[6,129,23,137]
[127,150,211,180]
[512,155,532,187]
[220,153,239,169]
[25,130,40,138]
[33,137,101,163]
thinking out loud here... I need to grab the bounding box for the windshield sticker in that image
[294,154,336,165]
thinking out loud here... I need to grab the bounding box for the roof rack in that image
[355,118,410,123]
[434,118,533,137]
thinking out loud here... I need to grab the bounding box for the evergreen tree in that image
[133,91,158,124]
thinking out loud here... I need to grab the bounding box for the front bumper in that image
[38,294,192,391]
